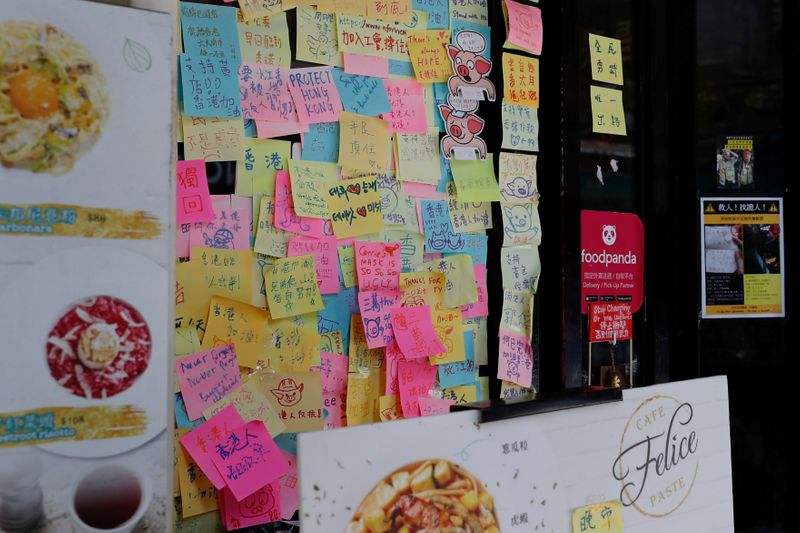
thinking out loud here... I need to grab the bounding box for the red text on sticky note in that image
[177,160,214,224]
[355,241,402,291]
[397,359,438,418]
[180,405,246,490]
[392,305,447,359]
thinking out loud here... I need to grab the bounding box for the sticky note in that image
[501,245,541,293]
[501,200,542,247]
[413,0,448,29]
[397,359,438,418]
[239,0,282,19]
[287,67,343,124]
[295,6,343,67]
[278,450,300,519]
[239,137,290,197]
[180,405,246,490]
[338,244,357,287]
[501,100,539,152]
[376,172,414,226]
[287,159,337,218]
[501,380,535,401]
[343,52,389,77]
[319,0,367,16]
[254,196,289,257]
[367,0,412,22]
[588,34,624,85]
[396,128,441,184]
[336,14,411,61]
[349,314,386,372]
[175,429,219,517]
[461,264,489,318]
[378,394,402,421]
[239,63,295,121]
[182,116,243,162]
[418,396,455,416]
[260,371,324,432]
[358,289,400,348]
[590,85,627,135]
[399,271,445,308]
[238,12,291,67]
[392,305,447,359]
[318,351,349,429]
[203,378,286,438]
[338,112,391,173]
[288,236,340,294]
[443,233,487,266]
[428,308,466,364]
[332,69,392,116]
[175,260,207,333]
[503,52,539,108]
[449,0,488,26]
[181,2,241,63]
[175,344,242,421]
[444,182,491,233]
[262,319,320,371]
[219,482,281,530]
[274,170,326,239]
[438,331,476,386]
[346,370,380,425]
[201,297,268,368]
[385,229,425,272]
[180,54,241,118]
[501,289,534,338]
[407,30,451,83]
[382,79,428,133]
[440,383,477,404]
[327,175,385,238]
[209,420,289,502]
[194,248,255,316]
[424,254,477,307]
[498,152,538,202]
[572,501,624,533]
[420,199,464,253]
[264,255,324,318]
[450,154,501,202]
[255,119,309,138]
[302,122,340,162]
[189,195,251,253]
[503,0,543,55]
[355,241,402,291]
[498,330,534,389]
[177,160,214,224]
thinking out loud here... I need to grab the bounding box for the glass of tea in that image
[68,464,151,533]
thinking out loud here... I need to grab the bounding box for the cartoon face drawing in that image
[203,227,235,249]
[503,177,534,200]
[239,484,276,518]
[439,104,487,160]
[429,228,446,251]
[364,317,383,339]
[270,378,304,407]
[445,32,496,101]
[503,204,535,234]
[602,225,617,245]
[506,360,520,378]
[446,231,464,250]
[380,178,401,213]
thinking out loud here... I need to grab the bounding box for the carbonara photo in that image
[0,21,109,175]
[348,460,500,533]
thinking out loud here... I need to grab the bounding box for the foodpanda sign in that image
[580,210,644,314]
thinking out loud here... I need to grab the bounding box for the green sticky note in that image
[450,154,502,202]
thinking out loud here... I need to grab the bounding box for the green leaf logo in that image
[123,37,152,73]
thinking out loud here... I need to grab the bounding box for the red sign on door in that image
[580,210,644,314]
[589,303,632,343]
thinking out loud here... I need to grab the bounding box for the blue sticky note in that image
[432,83,449,133]
[451,20,491,59]
[437,151,453,192]
[421,200,468,253]
[332,69,392,116]
[180,54,241,118]
[180,2,241,64]
[438,332,477,387]
[413,0,449,29]
[274,432,298,455]
[319,287,358,349]
[244,118,258,137]
[389,60,415,78]
[303,122,340,162]
[444,234,488,265]
[175,393,204,430]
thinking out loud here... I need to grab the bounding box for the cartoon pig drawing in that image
[439,104,487,160]
[445,32,495,101]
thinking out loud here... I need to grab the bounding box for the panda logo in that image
[602,225,617,246]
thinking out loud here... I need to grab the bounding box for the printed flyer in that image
[700,198,784,318]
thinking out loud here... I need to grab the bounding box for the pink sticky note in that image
[498,329,534,388]
[239,63,297,122]
[210,420,290,502]
[278,450,299,519]
[392,306,448,359]
[418,396,455,417]
[397,359,438,418]
[344,52,390,78]
[255,120,309,138]
[358,289,400,348]
[462,264,489,318]
[382,79,427,133]
[287,67,343,124]
[177,160,215,224]
[180,405,246,490]
[219,481,281,531]
[505,0,543,55]
[274,171,326,238]
[403,183,445,199]
[316,351,349,429]
[355,241,401,291]
[384,340,402,396]
[176,223,191,259]
[176,344,242,421]
[189,195,251,254]
[288,236,340,294]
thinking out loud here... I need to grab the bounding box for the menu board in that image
[0,0,172,530]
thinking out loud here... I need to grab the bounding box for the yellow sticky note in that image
[424,254,478,308]
[263,318,321,371]
[588,33,624,85]
[320,330,345,355]
[176,434,219,517]
[201,296,269,368]
[399,271,445,308]
[237,12,291,67]
[193,247,255,317]
[503,52,539,108]
[174,328,202,393]
[319,0,367,15]
[346,370,381,426]
[254,196,289,257]
[253,174,275,241]
[590,85,627,136]
[288,159,337,218]
[264,255,324,318]
[336,14,410,61]
[445,181,492,233]
[378,394,402,421]
[366,0,412,22]
[572,501,624,533]
[239,0,282,21]
[295,6,343,67]
[501,380,536,401]
[498,152,537,202]
[429,308,466,364]
[238,137,290,197]
[259,371,324,433]
[395,128,441,185]
[407,29,451,82]
[181,116,243,162]
[501,288,534,338]
[450,154,502,202]
[202,378,286,438]
[449,0,488,26]
[173,429,183,497]
[338,112,391,173]
[327,176,385,238]
[175,260,210,336]
[252,253,274,311]
[338,244,357,288]
[440,384,477,404]
[349,314,385,372]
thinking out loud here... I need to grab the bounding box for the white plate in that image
[0,246,167,458]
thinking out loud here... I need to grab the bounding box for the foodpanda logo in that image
[602,225,617,246]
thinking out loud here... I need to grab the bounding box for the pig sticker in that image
[446,31,496,102]
[439,104,487,160]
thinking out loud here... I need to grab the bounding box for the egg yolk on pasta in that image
[9,70,60,119]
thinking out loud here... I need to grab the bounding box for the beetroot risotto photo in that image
[46,295,152,399]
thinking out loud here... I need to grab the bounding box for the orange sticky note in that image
[407,30,452,83]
